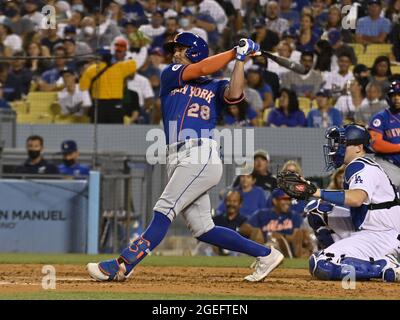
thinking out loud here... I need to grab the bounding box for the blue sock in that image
[197,226,270,257]
[142,211,171,250]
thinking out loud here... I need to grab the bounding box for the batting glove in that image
[235,38,260,61]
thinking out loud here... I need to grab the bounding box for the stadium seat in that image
[348,43,365,57]
[17,113,53,124]
[365,44,392,57]
[10,100,29,114]
[391,65,400,75]
[357,54,377,68]
[27,92,58,114]
[54,115,90,124]
[298,97,312,115]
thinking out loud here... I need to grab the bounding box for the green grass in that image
[0,253,308,269]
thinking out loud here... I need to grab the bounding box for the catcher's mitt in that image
[277,171,317,200]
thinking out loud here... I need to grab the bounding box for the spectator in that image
[293,13,320,52]
[223,100,258,127]
[252,55,281,101]
[281,51,323,99]
[314,39,335,78]
[248,189,312,258]
[326,28,357,65]
[121,19,151,69]
[61,27,93,57]
[251,18,280,53]
[267,40,300,78]
[159,0,178,18]
[122,0,146,22]
[354,81,389,125]
[213,190,265,253]
[385,0,400,24]
[265,1,289,36]
[138,10,166,40]
[152,16,179,48]
[369,55,392,98]
[23,0,43,30]
[79,47,137,124]
[112,37,130,62]
[15,135,59,175]
[0,83,11,109]
[279,0,300,25]
[335,78,366,124]
[2,0,35,36]
[126,72,155,123]
[37,46,69,92]
[307,89,343,128]
[232,149,277,198]
[0,20,22,53]
[9,51,32,98]
[327,166,345,190]
[177,9,208,43]
[198,0,228,35]
[217,173,267,218]
[355,0,391,45]
[266,88,306,127]
[40,28,62,53]
[122,87,141,124]
[0,62,20,102]
[323,52,354,98]
[58,140,90,178]
[353,63,370,83]
[324,5,353,43]
[245,65,274,111]
[311,0,328,29]
[58,67,91,117]
[24,41,52,78]
[106,0,124,24]
[77,16,118,51]
[280,160,307,215]
[243,81,264,118]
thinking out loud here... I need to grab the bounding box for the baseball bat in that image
[238,40,307,75]
[261,51,307,75]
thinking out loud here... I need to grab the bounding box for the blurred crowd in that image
[0,0,399,128]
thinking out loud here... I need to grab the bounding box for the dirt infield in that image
[0,264,399,299]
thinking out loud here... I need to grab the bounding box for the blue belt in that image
[167,139,203,154]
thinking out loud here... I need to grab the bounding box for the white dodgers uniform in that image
[322,156,400,262]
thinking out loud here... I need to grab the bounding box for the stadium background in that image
[0,0,399,299]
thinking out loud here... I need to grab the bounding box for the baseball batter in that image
[305,124,400,282]
[87,32,283,282]
[368,80,400,187]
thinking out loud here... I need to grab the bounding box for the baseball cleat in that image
[87,259,128,282]
[382,255,400,283]
[244,247,284,282]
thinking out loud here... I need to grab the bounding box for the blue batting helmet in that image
[323,124,372,170]
[387,80,400,109]
[163,32,209,63]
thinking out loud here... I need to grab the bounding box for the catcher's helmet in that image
[163,32,209,63]
[386,80,400,109]
[323,124,372,170]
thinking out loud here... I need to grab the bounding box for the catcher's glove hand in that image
[277,171,317,200]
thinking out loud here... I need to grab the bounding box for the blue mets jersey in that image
[160,64,232,144]
[369,108,400,166]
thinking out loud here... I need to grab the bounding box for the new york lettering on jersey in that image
[369,109,400,165]
[160,64,229,144]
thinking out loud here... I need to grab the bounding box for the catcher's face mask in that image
[323,126,347,171]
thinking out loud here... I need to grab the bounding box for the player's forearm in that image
[224,60,245,100]
[182,49,236,81]
[370,131,400,153]
[313,188,367,207]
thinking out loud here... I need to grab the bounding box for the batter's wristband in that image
[320,190,345,206]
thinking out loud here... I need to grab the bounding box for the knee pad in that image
[305,200,335,248]
[309,252,342,280]
[119,237,151,276]
[341,257,388,280]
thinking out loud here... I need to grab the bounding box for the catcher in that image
[278,124,400,282]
